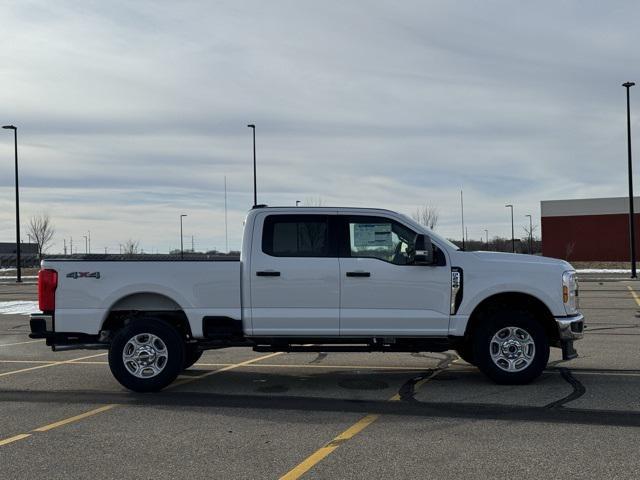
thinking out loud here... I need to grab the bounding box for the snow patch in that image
[0,301,41,315]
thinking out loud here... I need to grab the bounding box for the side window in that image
[262,215,331,257]
[347,216,417,265]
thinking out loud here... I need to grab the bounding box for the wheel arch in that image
[464,291,559,347]
[101,291,193,340]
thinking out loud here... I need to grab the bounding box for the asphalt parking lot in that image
[0,277,639,479]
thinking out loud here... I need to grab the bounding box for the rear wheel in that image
[109,319,185,392]
[473,310,549,384]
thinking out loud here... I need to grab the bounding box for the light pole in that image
[623,81,637,278]
[247,124,257,207]
[83,235,88,254]
[525,214,533,254]
[2,125,21,282]
[505,204,515,253]
[180,214,187,259]
[296,200,301,206]
[484,229,489,247]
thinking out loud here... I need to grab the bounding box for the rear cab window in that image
[262,214,335,257]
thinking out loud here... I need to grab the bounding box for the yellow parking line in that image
[0,353,107,378]
[279,414,380,480]
[0,351,284,449]
[0,340,43,347]
[33,405,117,432]
[279,368,445,480]
[627,286,640,306]
[171,352,283,388]
[0,434,31,446]
[0,360,56,364]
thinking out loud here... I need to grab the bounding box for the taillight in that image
[38,269,58,312]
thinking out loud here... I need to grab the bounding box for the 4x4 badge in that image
[66,272,101,279]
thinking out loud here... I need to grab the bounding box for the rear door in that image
[338,214,451,336]
[249,212,340,335]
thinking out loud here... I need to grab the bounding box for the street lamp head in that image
[623,82,635,88]
[247,124,255,129]
[2,125,16,130]
[181,214,187,218]
[505,204,513,208]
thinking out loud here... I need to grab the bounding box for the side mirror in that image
[412,234,434,265]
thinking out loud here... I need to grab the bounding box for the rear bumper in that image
[29,313,54,339]
[555,313,585,341]
[30,312,106,351]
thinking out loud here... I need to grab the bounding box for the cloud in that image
[1,1,639,251]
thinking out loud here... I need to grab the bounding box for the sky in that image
[1,0,640,254]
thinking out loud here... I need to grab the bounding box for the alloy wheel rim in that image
[489,326,535,372]
[122,333,168,379]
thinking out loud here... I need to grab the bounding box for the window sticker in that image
[353,223,392,247]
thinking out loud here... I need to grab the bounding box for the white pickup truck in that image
[30,206,584,392]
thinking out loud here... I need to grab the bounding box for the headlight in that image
[562,271,579,314]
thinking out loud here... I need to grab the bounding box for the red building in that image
[541,197,640,261]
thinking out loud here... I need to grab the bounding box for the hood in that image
[469,251,573,270]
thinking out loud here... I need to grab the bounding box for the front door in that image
[249,213,340,336]
[339,215,451,336]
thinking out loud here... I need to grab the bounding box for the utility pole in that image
[484,229,489,246]
[70,237,73,256]
[88,230,91,254]
[224,175,229,253]
[83,235,88,254]
[460,190,465,250]
[247,124,257,206]
[180,214,187,259]
[191,235,194,252]
[2,125,21,282]
[63,238,67,255]
[623,81,637,278]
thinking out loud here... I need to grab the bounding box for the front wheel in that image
[473,311,549,384]
[109,319,185,392]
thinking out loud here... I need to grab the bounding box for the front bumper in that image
[556,313,585,341]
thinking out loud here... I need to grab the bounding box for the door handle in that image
[256,271,281,277]
[346,271,371,277]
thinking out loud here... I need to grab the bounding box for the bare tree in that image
[28,214,55,259]
[521,223,540,254]
[412,205,439,230]
[122,239,140,255]
[522,223,538,240]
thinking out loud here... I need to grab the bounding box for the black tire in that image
[109,319,185,392]
[183,345,203,370]
[455,343,476,365]
[472,310,549,385]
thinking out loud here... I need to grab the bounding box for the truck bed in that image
[42,258,242,338]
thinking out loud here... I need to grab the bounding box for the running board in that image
[253,343,449,353]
